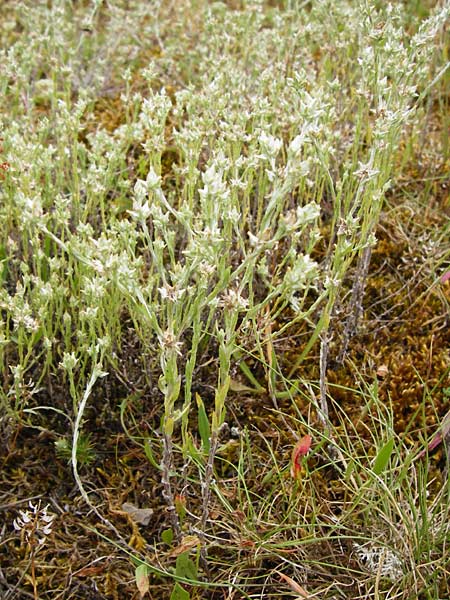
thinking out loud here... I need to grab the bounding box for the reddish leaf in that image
[168,534,200,558]
[417,409,450,459]
[75,563,106,577]
[290,434,312,478]
[278,571,310,597]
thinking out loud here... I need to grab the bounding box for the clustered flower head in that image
[13,501,56,547]
[218,288,249,312]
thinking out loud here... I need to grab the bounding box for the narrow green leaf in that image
[196,393,210,453]
[144,439,161,471]
[0,244,8,284]
[185,436,202,464]
[164,416,175,436]
[344,458,354,481]
[237,359,266,392]
[173,402,191,423]
[373,438,394,476]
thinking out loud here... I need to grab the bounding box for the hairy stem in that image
[338,245,373,364]
[199,428,220,564]
[161,432,181,542]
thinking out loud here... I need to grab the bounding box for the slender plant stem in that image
[199,429,220,564]
[161,432,181,542]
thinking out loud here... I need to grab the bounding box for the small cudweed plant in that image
[353,541,404,582]
[13,501,56,600]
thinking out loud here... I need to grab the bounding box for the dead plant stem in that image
[199,429,220,564]
[338,245,373,363]
[161,432,181,542]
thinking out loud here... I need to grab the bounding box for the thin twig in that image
[337,245,373,364]
[198,428,220,568]
[161,432,182,542]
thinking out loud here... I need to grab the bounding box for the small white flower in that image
[296,202,320,224]
[198,261,216,277]
[354,161,380,181]
[158,284,187,302]
[158,329,183,356]
[146,167,161,189]
[289,134,305,155]
[13,501,55,545]
[225,207,241,224]
[284,255,318,291]
[60,352,78,371]
[259,131,282,157]
[133,178,148,199]
[128,197,151,222]
[219,289,249,311]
